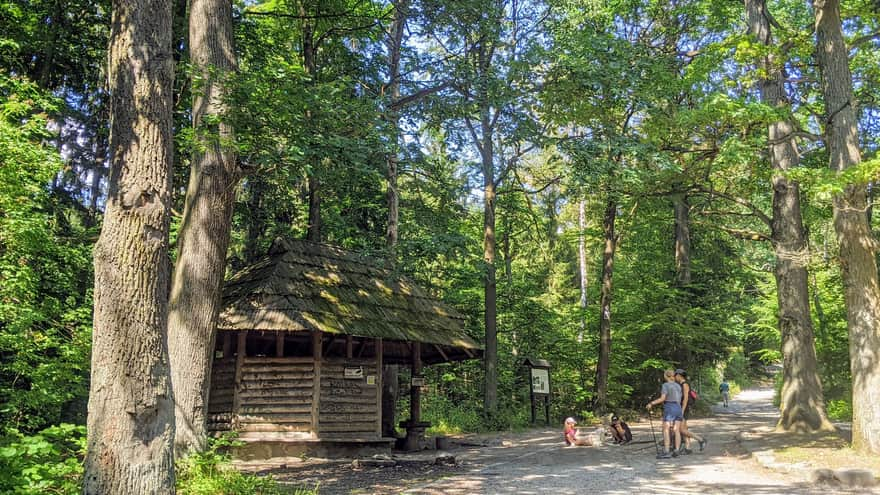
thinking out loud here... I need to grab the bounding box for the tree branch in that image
[692,186,772,227]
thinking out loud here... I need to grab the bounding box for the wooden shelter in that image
[207,239,481,458]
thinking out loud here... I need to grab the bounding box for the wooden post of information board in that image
[232,331,247,428]
[524,358,551,426]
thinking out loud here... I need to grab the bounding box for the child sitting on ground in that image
[563,417,604,447]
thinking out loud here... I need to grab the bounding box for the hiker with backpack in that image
[646,369,683,459]
[675,369,707,454]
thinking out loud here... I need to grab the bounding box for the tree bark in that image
[167,0,239,455]
[595,196,616,413]
[745,0,834,432]
[578,198,587,344]
[380,0,409,437]
[482,131,498,414]
[84,0,176,489]
[815,0,880,453]
[673,193,691,286]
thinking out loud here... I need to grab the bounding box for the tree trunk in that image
[673,193,691,286]
[84,0,176,489]
[380,0,408,436]
[167,0,239,455]
[243,176,266,261]
[578,198,587,344]
[595,196,616,413]
[745,0,833,432]
[307,175,321,242]
[482,145,498,414]
[815,0,880,453]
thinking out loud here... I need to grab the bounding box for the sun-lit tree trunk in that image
[84,0,176,489]
[672,193,691,286]
[595,196,616,413]
[578,198,588,344]
[746,0,834,433]
[814,0,880,453]
[301,3,321,242]
[167,0,239,455]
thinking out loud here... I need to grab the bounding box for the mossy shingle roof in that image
[218,239,481,352]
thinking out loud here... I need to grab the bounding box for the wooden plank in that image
[375,338,383,437]
[318,423,379,433]
[232,330,248,427]
[238,413,312,424]
[319,402,377,414]
[241,380,313,390]
[243,356,313,365]
[323,358,377,367]
[240,364,313,374]
[240,371,314,381]
[317,397,377,407]
[433,344,449,362]
[240,405,312,415]
[316,414,378,424]
[238,396,311,406]
[240,388,316,399]
[346,335,353,358]
[311,330,322,439]
[238,423,312,433]
[276,333,285,357]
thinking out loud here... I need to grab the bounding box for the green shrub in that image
[177,435,317,495]
[826,400,852,421]
[0,423,85,494]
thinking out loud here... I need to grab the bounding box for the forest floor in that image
[247,388,879,494]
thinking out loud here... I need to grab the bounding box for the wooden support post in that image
[222,332,232,359]
[404,341,423,450]
[311,330,323,439]
[433,344,449,362]
[346,335,354,358]
[232,331,247,428]
[276,332,285,357]
[411,342,422,425]
[356,339,368,358]
[375,338,383,437]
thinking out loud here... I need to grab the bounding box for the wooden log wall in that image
[236,356,315,434]
[207,358,235,432]
[319,357,380,439]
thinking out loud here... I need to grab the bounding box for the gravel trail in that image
[402,389,873,495]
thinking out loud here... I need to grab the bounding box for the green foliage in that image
[827,400,852,422]
[0,423,86,495]
[176,436,317,495]
[0,75,93,432]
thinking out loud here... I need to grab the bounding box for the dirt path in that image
[269,389,876,494]
[403,389,873,495]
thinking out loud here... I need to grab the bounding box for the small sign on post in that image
[523,358,551,426]
[344,366,364,379]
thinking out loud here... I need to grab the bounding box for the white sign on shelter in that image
[531,368,550,395]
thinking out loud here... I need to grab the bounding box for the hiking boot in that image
[699,439,707,452]
[671,450,679,458]
[678,447,692,455]
[656,451,672,459]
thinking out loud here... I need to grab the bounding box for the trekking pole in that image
[648,410,661,456]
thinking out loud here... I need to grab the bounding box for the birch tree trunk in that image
[167,0,239,454]
[746,0,833,432]
[578,199,587,344]
[84,0,176,489]
[814,0,880,453]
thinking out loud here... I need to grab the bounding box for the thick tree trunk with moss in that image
[815,0,880,453]
[167,0,239,455]
[482,130,498,414]
[746,0,833,433]
[84,0,176,490]
[595,196,616,413]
